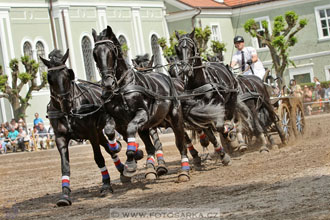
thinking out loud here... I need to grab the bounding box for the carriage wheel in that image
[292,103,305,137]
[278,103,293,141]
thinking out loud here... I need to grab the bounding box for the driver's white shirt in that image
[232,47,265,80]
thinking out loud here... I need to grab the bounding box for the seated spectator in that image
[10,119,18,130]
[47,124,55,148]
[18,118,27,132]
[316,82,325,99]
[28,126,39,151]
[303,85,313,116]
[37,123,49,150]
[17,126,29,151]
[7,126,19,152]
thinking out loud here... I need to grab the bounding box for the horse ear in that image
[106,25,114,38]
[175,30,180,40]
[40,56,52,68]
[92,28,97,42]
[132,59,137,67]
[61,49,70,64]
[68,69,75,81]
[190,28,195,39]
[148,55,154,68]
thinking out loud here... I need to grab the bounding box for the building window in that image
[118,35,130,63]
[23,41,33,58]
[81,36,96,81]
[316,6,330,39]
[151,34,161,69]
[211,24,221,42]
[289,65,314,84]
[252,17,271,49]
[36,41,46,77]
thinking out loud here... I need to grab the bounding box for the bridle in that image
[48,64,72,106]
[94,39,119,89]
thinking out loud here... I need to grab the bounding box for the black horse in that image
[92,26,226,181]
[174,30,286,152]
[40,49,126,206]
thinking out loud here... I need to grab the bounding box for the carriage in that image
[269,91,305,141]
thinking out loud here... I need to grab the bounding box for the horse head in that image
[174,29,198,78]
[92,26,121,91]
[132,53,154,72]
[40,49,75,114]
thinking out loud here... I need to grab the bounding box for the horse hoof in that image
[177,172,190,182]
[100,184,113,197]
[193,156,202,167]
[259,146,270,153]
[123,168,136,178]
[238,144,248,152]
[125,161,137,172]
[120,174,131,183]
[156,165,168,176]
[221,153,231,166]
[145,172,157,180]
[56,195,72,207]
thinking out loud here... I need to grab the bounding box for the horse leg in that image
[149,128,168,176]
[170,109,190,182]
[198,130,209,149]
[90,135,113,197]
[55,136,72,206]
[184,132,202,167]
[138,129,157,180]
[99,133,130,183]
[203,128,231,166]
[235,120,248,152]
[124,110,147,177]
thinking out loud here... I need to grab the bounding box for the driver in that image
[230,36,266,80]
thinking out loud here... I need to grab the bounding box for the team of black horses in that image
[40,26,286,206]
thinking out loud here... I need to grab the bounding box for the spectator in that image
[28,126,39,151]
[18,118,27,132]
[315,82,325,99]
[4,121,11,130]
[325,83,330,99]
[37,123,49,150]
[7,126,19,152]
[0,123,6,133]
[10,119,18,130]
[0,129,9,154]
[303,85,313,116]
[48,124,55,148]
[17,126,29,151]
[313,77,321,86]
[33,113,44,129]
[289,79,303,97]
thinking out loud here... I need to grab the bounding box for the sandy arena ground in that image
[1,114,330,220]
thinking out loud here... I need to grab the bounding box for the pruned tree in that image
[0,56,47,120]
[244,11,308,88]
[158,26,226,62]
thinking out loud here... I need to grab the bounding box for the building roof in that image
[177,0,277,8]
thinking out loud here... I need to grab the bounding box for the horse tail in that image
[182,100,225,130]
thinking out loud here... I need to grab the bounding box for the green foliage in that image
[0,75,8,92]
[41,71,47,83]
[194,26,211,54]
[121,43,129,56]
[9,59,19,72]
[300,81,330,89]
[18,72,31,84]
[244,10,308,83]
[285,11,298,26]
[211,40,226,53]
[1,55,48,120]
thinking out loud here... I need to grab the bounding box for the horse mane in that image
[48,49,64,66]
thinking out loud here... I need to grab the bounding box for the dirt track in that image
[1,114,330,220]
